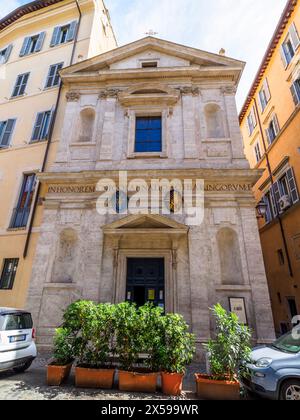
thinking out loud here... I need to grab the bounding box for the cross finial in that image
[145,29,158,37]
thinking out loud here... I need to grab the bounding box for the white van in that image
[0,308,37,373]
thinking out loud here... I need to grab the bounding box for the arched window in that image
[205,104,225,138]
[52,228,78,283]
[78,108,95,142]
[217,228,244,285]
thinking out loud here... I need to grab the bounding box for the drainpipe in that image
[253,97,293,277]
[23,0,82,258]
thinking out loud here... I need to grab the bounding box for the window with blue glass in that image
[135,116,162,153]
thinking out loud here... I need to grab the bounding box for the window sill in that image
[7,227,27,232]
[70,142,96,147]
[128,152,167,159]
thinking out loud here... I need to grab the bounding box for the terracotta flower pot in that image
[75,367,115,389]
[47,362,73,386]
[195,374,240,400]
[161,372,184,396]
[118,370,159,393]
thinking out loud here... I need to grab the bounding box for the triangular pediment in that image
[61,36,244,78]
[103,214,188,232]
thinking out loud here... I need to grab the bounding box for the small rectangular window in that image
[45,63,63,89]
[0,259,19,290]
[141,61,158,68]
[254,141,262,163]
[12,73,30,98]
[135,116,162,153]
[31,111,52,142]
[0,44,13,64]
[10,174,36,229]
[290,79,300,106]
[0,119,16,148]
[266,114,279,145]
[19,33,45,57]
[50,21,78,47]
[258,79,271,112]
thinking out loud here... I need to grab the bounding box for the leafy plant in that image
[114,302,143,371]
[52,327,74,366]
[159,313,196,374]
[204,304,252,382]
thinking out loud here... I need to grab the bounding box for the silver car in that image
[0,308,37,373]
[242,327,300,400]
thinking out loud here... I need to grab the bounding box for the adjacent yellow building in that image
[0,0,117,308]
[240,0,300,336]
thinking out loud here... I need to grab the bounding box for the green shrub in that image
[204,304,252,382]
[52,327,74,366]
[158,313,196,374]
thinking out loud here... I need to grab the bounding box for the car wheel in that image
[13,360,33,374]
[280,380,300,400]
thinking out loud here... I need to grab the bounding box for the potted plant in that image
[72,301,117,389]
[115,302,161,393]
[159,313,196,396]
[195,304,252,400]
[47,327,74,386]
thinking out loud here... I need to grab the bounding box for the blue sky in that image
[1,0,287,110]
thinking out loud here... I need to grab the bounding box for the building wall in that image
[0,0,117,309]
[26,39,275,356]
[240,2,300,335]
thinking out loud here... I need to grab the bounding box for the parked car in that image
[242,327,300,400]
[0,308,37,373]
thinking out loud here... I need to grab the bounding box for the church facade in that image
[27,37,275,358]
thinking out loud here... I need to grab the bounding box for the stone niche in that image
[217,227,244,285]
[52,228,79,284]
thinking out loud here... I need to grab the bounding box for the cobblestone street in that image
[0,358,199,400]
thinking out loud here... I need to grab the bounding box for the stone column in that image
[55,92,80,163]
[98,89,119,161]
[239,206,276,343]
[188,226,211,341]
[181,87,199,159]
[222,87,246,160]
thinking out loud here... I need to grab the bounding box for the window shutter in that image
[270,186,278,217]
[286,167,299,204]
[45,65,56,88]
[50,26,61,47]
[289,23,300,50]
[273,114,280,135]
[20,37,30,57]
[12,75,22,97]
[290,83,299,105]
[4,44,13,63]
[35,32,46,52]
[66,21,78,42]
[263,196,271,224]
[272,181,281,212]
[264,79,271,102]
[0,119,16,147]
[265,128,271,145]
[251,107,257,127]
[19,73,29,96]
[31,112,44,141]
[280,45,288,68]
[54,63,63,86]
[258,91,264,112]
[246,116,251,135]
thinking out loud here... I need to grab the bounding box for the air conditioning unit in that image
[279,195,292,212]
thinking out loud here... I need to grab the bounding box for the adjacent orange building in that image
[240,0,300,336]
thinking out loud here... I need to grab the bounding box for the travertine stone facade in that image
[27,37,275,359]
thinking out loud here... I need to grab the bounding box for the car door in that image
[0,312,33,353]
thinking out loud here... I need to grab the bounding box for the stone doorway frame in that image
[115,249,176,313]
